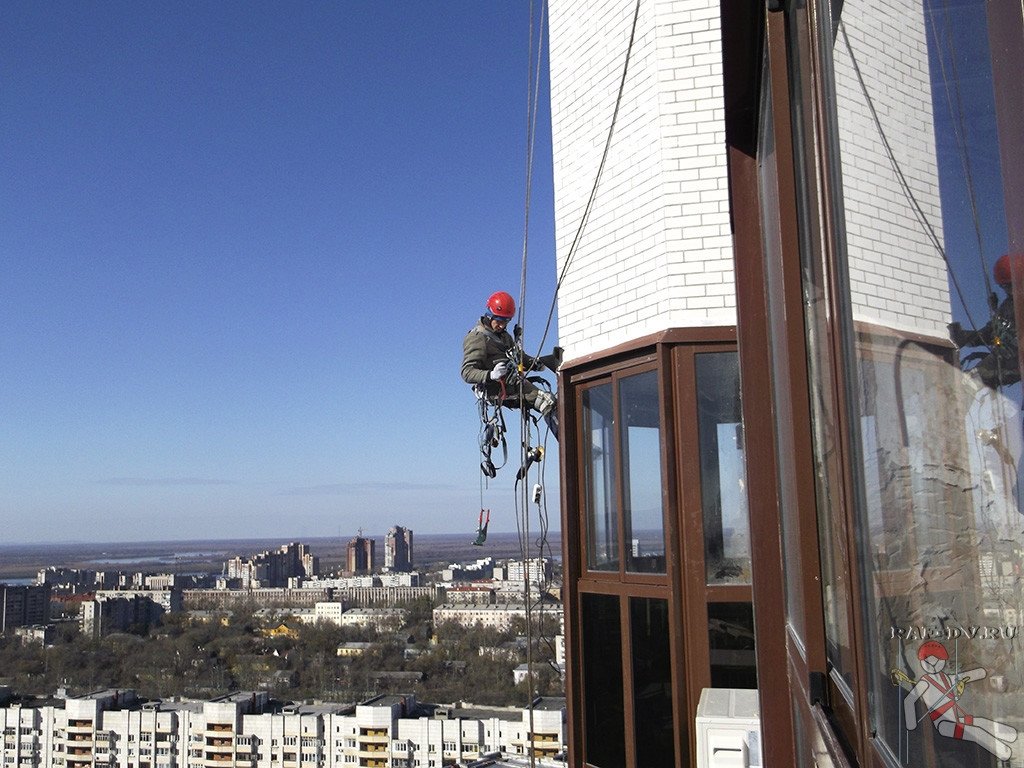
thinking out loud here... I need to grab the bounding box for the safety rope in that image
[530,0,643,365]
[925,7,992,298]
[470,4,642,758]
[510,5,556,760]
[838,21,982,331]
[510,6,642,759]
[516,0,548,344]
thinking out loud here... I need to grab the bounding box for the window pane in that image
[630,597,675,768]
[620,370,666,573]
[583,383,619,571]
[792,0,860,688]
[708,602,757,689]
[581,593,625,768]
[821,0,1024,762]
[696,352,751,584]
[758,42,808,643]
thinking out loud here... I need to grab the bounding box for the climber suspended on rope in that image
[461,290,562,442]
[949,253,1024,390]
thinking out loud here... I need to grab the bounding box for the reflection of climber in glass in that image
[899,641,1018,761]
[948,253,1023,390]
[948,253,1024,536]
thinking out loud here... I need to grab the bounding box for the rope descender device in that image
[516,445,544,481]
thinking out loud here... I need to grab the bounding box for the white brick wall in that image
[832,0,949,335]
[549,0,734,359]
[549,0,950,356]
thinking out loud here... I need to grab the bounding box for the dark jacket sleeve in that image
[953,298,1015,348]
[461,328,493,385]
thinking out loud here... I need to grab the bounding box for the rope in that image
[925,6,992,297]
[508,4,643,753]
[475,2,643,752]
[514,5,553,762]
[517,0,548,344]
[531,0,643,364]
[838,21,981,331]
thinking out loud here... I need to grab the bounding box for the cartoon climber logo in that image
[892,640,1018,761]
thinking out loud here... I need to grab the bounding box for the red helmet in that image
[486,291,516,320]
[994,253,1024,286]
[917,640,948,661]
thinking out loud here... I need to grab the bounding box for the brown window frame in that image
[560,329,746,768]
[729,0,870,764]
[574,359,669,587]
[737,0,968,765]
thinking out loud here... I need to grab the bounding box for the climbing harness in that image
[958,307,1020,389]
[474,322,556,479]
[919,673,975,736]
[477,392,509,479]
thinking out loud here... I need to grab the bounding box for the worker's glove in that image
[490,361,509,380]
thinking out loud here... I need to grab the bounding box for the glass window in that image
[696,352,751,584]
[708,602,757,689]
[621,370,666,574]
[582,369,667,575]
[807,0,1024,763]
[630,597,675,768]
[583,383,618,571]
[581,593,625,768]
[758,38,812,646]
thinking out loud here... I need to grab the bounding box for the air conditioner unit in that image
[695,688,762,768]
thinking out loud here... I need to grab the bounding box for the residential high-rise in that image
[0,584,50,633]
[224,542,319,589]
[345,535,375,575]
[384,525,413,572]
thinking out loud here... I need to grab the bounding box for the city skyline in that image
[1,3,560,544]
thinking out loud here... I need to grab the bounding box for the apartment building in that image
[339,608,407,631]
[306,574,421,590]
[547,0,1022,765]
[0,690,565,768]
[383,527,414,574]
[93,589,182,614]
[345,537,375,576]
[494,559,550,587]
[226,543,320,590]
[432,604,529,633]
[0,584,51,633]
[79,589,183,638]
[183,587,335,611]
[445,586,495,606]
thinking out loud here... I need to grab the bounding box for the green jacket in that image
[461,319,515,386]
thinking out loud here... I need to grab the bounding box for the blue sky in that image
[1,2,559,543]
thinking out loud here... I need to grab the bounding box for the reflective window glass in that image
[758,48,809,642]
[630,597,674,768]
[708,602,757,690]
[696,352,751,584]
[581,593,625,768]
[583,383,618,571]
[621,370,666,574]
[813,0,1024,763]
